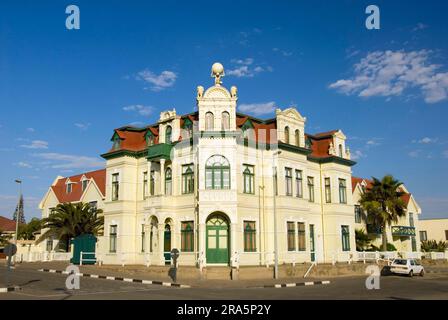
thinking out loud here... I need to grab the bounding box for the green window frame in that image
[141,224,145,253]
[307,177,315,202]
[112,173,119,201]
[243,165,255,194]
[150,170,155,196]
[183,118,193,139]
[145,131,155,147]
[355,205,362,223]
[110,225,117,253]
[82,179,88,192]
[244,221,256,252]
[339,179,347,204]
[143,171,148,198]
[181,221,194,252]
[112,133,121,150]
[325,178,331,203]
[165,167,172,195]
[165,125,172,144]
[182,164,194,194]
[205,155,230,190]
[298,222,306,251]
[411,236,417,252]
[295,170,303,198]
[341,225,350,251]
[287,222,296,251]
[285,168,292,196]
[409,213,414,227]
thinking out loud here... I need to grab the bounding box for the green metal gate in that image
[70,234,97,265]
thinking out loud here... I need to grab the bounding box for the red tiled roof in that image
[51,169,106,203]
[352,176,412,205]
[0,216,16,232]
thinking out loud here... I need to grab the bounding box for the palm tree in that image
[36,202,104,252]
[360,175,406,252]
[421,240,448,252]
[355,229,371,251]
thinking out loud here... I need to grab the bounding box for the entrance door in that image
[206,215,229,264]
[164,224,171,264]
[309,224,316,262]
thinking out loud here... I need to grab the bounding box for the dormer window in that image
[82,179,88,192]
[295,129,300,147]
[146,131,155,147]
[165,125,172,144]
[183,118,193,139]
[66,182,73,194]
[338,144,343,157]
[112,133,121,150]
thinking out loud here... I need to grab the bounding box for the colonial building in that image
[352,177,422,252]
[419,218,448,243]
[39,169,106,252]
[97,63,359,266]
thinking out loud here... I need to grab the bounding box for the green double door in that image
[206,216,229,264]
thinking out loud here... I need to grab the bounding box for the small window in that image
[150,171,155,196]
[183,119,193,139]
[355,205,362,223]
[143,171,148,198]
[110,225,117,253]
[146,131,155,146]
[89,201,98,211]
[141,225,146,253]
[285,168,292,196]
[66,183,72,194]
[409,213,414,228]
[419,231,427,241]
[165,167,172,195]
[243,165,255,194]
[181,221,194,252]
[307,177,315,202]
[339,144,343,157]
[284,126,290,144]
[82,179,88,192]
[182,164,194,194]
[445,230,448,241]
[295,170,303,198]
[46,238,54,252]
[339,179,347,204]
[244,221,256,252]
[165,126,172,144]
[325,178,331,203]
[341,225,350,251]
[298,222,306,251]
[112,173,119,201]
[112,134,121,150]
[287,222,296,251]
[221,111,230,130]
[205,112,214,131]
[295,129,300,147]
[411,237,417,252]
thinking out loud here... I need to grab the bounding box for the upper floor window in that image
[205,112,214,131]
[221,112,230,130]
[112,134,121,150]
[339,179,347,204]
[285,168,293,196]
[143,171,148,198]
[182,164,194,194]
[325,178,331,203]
[205,155,230,190]
[183,119,193,139]
[338,144,343,157]
[165,126,172,144]
[150,171,155,196]
[409,213,414,227]
[82,179,88,192]
[112,173,119,201]
[243,165,255,194]
[355,205,362,223]
[295,129,300,147]
[295,170,303,198]
[284,126,290,144]
[146,131,155,147]
[66,182,73,194]
[308,177,315,202]
[165,167,172,195]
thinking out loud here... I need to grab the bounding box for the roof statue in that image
[211,62,225,86]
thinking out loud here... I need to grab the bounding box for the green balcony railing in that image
[391,226,416,237]
[147,143,173,160]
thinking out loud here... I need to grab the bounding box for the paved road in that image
[1,266,447,300]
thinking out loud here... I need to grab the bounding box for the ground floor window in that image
[244,221,256,252]
[419,231,427,241]
[46,238,53,252]
[110,225,117,253]
[341,225,350,251]
[181,221,194,252]
[287,222,295,251]
[411,236,417,252]
[141,224,145,252]
[298,222,306,251]
[355,205,362,223]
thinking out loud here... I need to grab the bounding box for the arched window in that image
[165,126,172,144]
[295,129,300,147]
[205,155,230,190]
[205,112,214,131]
[284,126,290,144]
[338,144,343,157]
[221,111,230,130]
[165,167,172,195]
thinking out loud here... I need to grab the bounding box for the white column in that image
[199,223,206,265]
[158,223,165,265]
[147,161,152,196]
[231,222,237,261]
[160,159,166,195]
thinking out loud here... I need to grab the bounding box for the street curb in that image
[0,286,21,293]
[38,269,190,288]
[259,280,331,288]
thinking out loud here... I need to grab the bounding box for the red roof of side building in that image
[0,216,16,232]
[51,169,106,203]
[351,176,412,206]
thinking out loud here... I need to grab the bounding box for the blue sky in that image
[1,0,447,220]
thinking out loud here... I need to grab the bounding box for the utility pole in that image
[272,151,281,279]
[13,179,22,265]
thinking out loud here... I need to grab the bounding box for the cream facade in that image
[419,218,448,243]
[97,63,358,266]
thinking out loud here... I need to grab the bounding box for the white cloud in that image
[408,150,421,158]
[136,69,177,92]
[32,153,104,169]
[123,105,153,117]
[227,58,271,78]
[238,102,276,116]
[413,23,428,32]
[15,161,32,168]
[74,123,91,131]
[20,140,49,149]
[26,128,35,132]
[351,150,365,160]
[329,50,448,104]
[413,137,438,144]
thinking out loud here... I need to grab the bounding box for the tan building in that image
[419,218,448,243]
[352,177,422,253]
[97,63,359,266]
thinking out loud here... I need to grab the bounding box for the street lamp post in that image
[13,179,22,264]
[272,151,281,279]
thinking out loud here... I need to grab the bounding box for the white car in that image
[390,258,425,277]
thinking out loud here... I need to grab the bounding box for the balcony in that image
[147,143,173,160]
[391,226,416,237]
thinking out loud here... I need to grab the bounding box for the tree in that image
[13,194,26,225]
[421,240,448,253]
[360,175,406,252]
[36,202,104,252]
[355,229,371,251]
[18,218,42,240]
